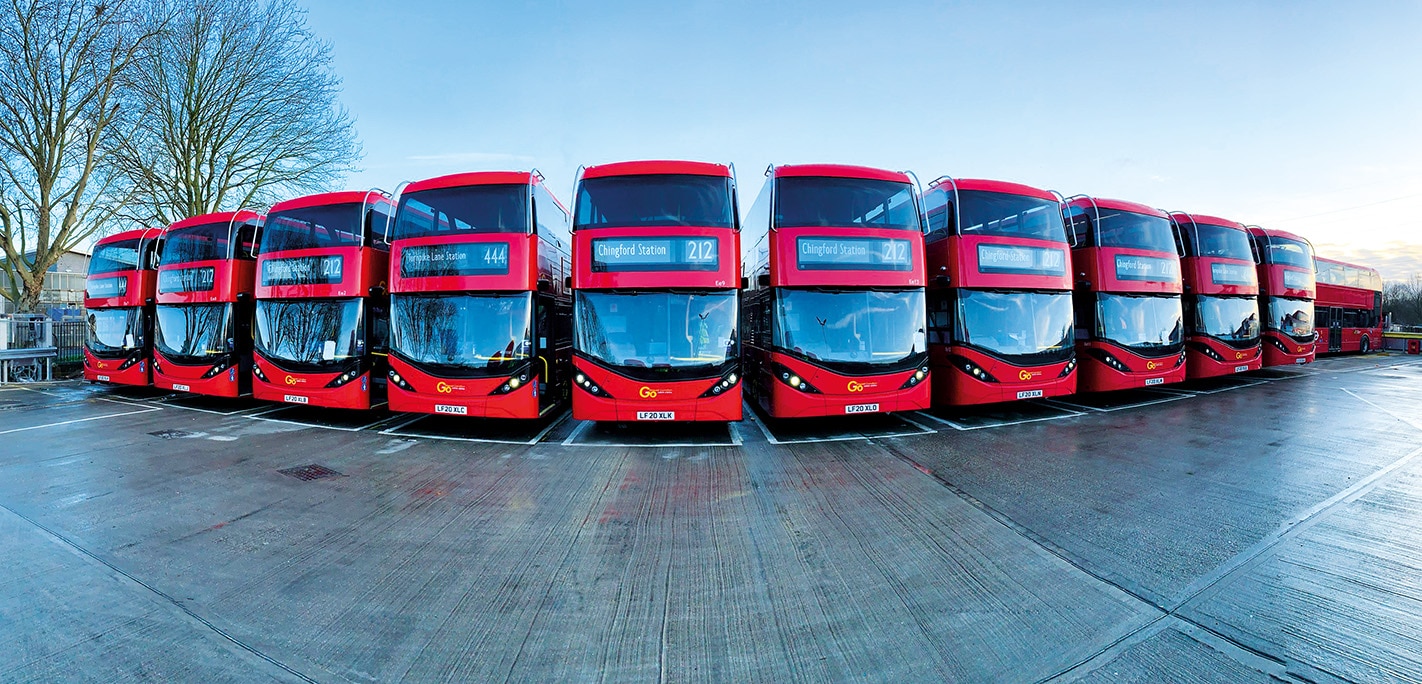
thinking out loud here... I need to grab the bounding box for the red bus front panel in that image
[252,352,373,410]
[83,344,150,386]
[930,344,1075,406]
[153,349,243,397]
[571,356,742,422]
[1077,340,1187,392]
[386,355,541,419]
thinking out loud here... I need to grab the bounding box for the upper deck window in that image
[1184,222,1252,261]
[774,177,919,230]
[575,174,734,230]
[956,190,1065,242]
[90,239,143,274]
[260,202,391,254]
[1263,237,1313,269]
[393,184,530,240]
[1066,205,1178,254]
[160,222,232,265]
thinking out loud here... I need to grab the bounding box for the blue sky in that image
[302,0,1422,280]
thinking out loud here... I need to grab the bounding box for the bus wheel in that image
[1360,336,1370,354]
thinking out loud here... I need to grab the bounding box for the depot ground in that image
[2,354,1421,683]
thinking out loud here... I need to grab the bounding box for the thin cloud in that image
[1313,241,1422,283]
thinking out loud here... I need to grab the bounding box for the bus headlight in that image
[253,363,269,382]
[326,366,362,388]
[1058,358,1077,378]
[492,371,531,395]
[771,363,820,393]
[700,367,741,398]
[574,369,612,398]
[387,369,414,391]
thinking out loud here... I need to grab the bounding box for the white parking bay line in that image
[0,405,162,435]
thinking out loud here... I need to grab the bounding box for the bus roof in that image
[1068,196,1169,219]
[1167,212,1245,231]
[773,164,908,183]
[1314,255,1379,274]
[932,178,1057,202]
[404,171,536,193]
[166,210,262,233]
[96,227,162,246]
[581,160,731,179]
[269,190,392,214]
[1246,226,1312,245]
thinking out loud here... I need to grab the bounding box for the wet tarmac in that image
[2,354,1421,682]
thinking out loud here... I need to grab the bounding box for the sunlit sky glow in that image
[300,0,1422,280]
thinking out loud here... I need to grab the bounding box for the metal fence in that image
[55,319,85,367]
[0,316,59,382]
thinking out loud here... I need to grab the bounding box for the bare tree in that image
[0,0,165,312]
[116,0,360,227]
[1383,275,1422,327]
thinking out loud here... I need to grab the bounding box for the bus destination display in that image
[1282,269,1313,291]
[1114,254,1180,282]
[158,267,216,294]
[86,276,127,298]
[400,242,510,278]
[797,237,912,271]
[261,255,344,286]
[976,244,1066,276]
[591,237,719,272]
[1210,262,1255,286]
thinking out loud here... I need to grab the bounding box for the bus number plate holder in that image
[1234,365,1249,373]
[845,403,880,414]
[284,394,309,404]
[1016,389,1045,399]
[636,411,676,421]
[1144,378,1165,386]
[96,375,110,382]
[172,384,190,392]
[434,404,468,415]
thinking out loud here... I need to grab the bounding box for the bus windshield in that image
[1266,296,1314,338]
[261,203,363,253]
[155,304,232,362]
[390,293,532,377]
[86,307,143,355]
[1096,209,1177,253]
[161,222,231,265]
[1194,296,1259,341]
[575,175,734,229]
[1189,223,1253,261]
[959,191,1066,242]
[254,298,363,369]
[90,239,143,274]
[1265,237,1313,269]
[773,289,927,372]
[1095,293,1183,352]
[775,177,920,230]
[575,291,737,378]
[393,185,529,240]
[955,290,1073,363]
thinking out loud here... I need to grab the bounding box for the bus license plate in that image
[1234,365,1249,373]
[845,403,880,414]
[434,404,467,415]
[1016,389,1045,399]
[1295,358,1308,364]
[96,375,110,382]
[1144,378,1165,386]
[636,411,676,421]
[172,384,190,392]
[283,394,309,404]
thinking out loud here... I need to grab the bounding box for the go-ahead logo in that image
[434,381,465,394]
[1146,361,1160,370]
[847,380,878,392]
[1018,369,1042,381]
[284,375,303,385]
[639,386,668,399]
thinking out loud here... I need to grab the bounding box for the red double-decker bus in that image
[740,164,928,418]
[151,211,263,397]
[84,228,162,386]
[252,191,394,409]
[1064,197,1186,391]
[570,160,741,422]
[921,178,1075,406]
[1247,226,1316,366]
[386,171,573,418]
[1313,256,1382,355]
[1169,212,1262,378]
